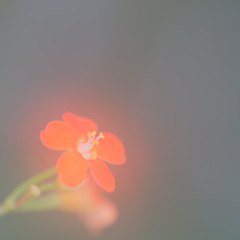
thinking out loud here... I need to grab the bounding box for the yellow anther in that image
[99,132,105,139]
[87,131,97,137]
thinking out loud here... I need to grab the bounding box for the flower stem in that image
[19,193,61,212]
[0,166,57,217]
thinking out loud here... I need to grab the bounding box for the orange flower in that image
[40,113,126,192]
[60,184,118,235]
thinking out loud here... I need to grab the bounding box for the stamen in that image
[92,132,104,145]
[88,131,96,137]
[77,132,104,160]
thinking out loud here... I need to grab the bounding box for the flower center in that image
[77,131,104,160]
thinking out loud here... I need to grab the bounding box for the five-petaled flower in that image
[40,113,126,192]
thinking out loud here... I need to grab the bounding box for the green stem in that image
[39,181,57,192]
[1,166,57,214]
[19,193,61,212]
[13,180,58,210]
[19,181,87,213]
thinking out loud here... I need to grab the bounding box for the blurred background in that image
[0,0,240,239]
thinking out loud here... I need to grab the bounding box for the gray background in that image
[0,0,240,239]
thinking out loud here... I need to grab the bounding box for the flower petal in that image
[40,121,80,150]
[89,158,115,192]
[95,132,126,165]
[62,113,98,137]
[57,151,89,188]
